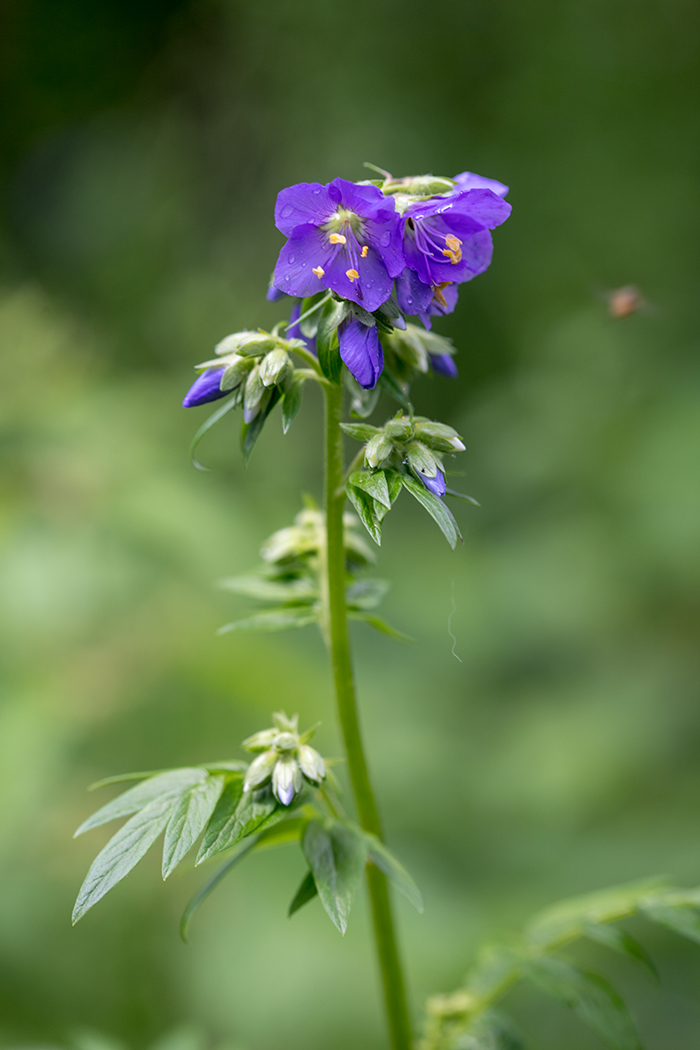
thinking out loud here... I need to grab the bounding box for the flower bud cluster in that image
[343,416,465,497]
[242,711,326,806]
[260,506,374,567]
[383,324,458,383]
[184,328,307,422]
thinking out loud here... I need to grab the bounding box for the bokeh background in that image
[1,1,699,1047]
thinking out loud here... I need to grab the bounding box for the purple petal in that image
[452,171,509,198]
[429,354,458,378]
[327,178,405,278]
[338,319,383,389]
[277,783,295,806]
[273,225,333,298]
[451,188,511,229]
[182,368,227,407]
[395,268,434,315]
[418,468,446,496]
[267,282,288,302]
[418,283,460,329]
[324,244,394,313]
[275,182,336,236]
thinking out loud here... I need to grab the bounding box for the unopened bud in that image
[365,433,394,468]
[297,744,326,784]
[414,421,465,452]
[221,354,255,391]
[272,755,303,806]
[243,365,266,423]
[273,732,298,751]
[406,441,439,478]
[244,750,278,791]
[259,348,291,387]
[384,419,413,442]
[241,728,278,752]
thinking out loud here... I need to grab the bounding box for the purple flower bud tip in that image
[182,368,227,407]
[419,468,446,497]
[430,354,458,379]
[267,284,287,302]
[278,784,294,806]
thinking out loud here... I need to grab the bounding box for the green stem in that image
[323,381,412,1050]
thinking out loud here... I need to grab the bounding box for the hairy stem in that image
[323,381,412,1050]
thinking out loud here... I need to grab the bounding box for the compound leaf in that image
[75,769,208,837]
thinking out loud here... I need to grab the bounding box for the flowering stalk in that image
[323,380,412,1050]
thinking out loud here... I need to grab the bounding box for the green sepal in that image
[241,387,282,462]
[400,474,462,549]
[234,336,277,357]
[288,870,318,917]
[317,298,350,383]
[302,818,368,934]
[340,422,382,441]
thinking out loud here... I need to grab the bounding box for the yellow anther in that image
[312,265,325,278]
[361,245,368,257]
[442,247,462,264]
[445,234,462,252]
[346,269,359,282]
[329,233,347,244]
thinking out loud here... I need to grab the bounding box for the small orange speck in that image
[346,269,359,282]
[361,246,368,257]
[312,266,325,278]
[609,285,642,318]
[329,233,347,245]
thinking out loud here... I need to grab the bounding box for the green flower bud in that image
[406,441,439,478]
[272,711,299,733]
[244,750,278,791]
[413,421,465,452]
[259,348,291,388]
[365,433,394,469]
[215,331,275,356]
[244,364,266,421]
[297,744,325,784]
[384,418,414,442]
[241,728,278,752]
[220,354,255,391]
[273,732,298,751]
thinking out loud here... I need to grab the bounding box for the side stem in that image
[323,381,412,1050]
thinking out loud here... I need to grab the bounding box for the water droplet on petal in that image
[379,232,391,246]
[312,188,321,194]
[281,205,293,218]
[288,255,295,263]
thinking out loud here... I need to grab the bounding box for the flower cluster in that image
[242,711,326,806]
[269,169,511,388]
[343,416,465,497]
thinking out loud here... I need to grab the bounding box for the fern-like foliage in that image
[420,878,700,1050]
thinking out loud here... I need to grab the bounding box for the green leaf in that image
[365,834,423,912]
[640,897,700,946]
[345,376,381,419]
[241,387,282,463]
[162,774,227,878]
[348,469,391,509]
[294,291,331,338]
[583,922,659,981]
[340,422,382,441]
[459,1012,527,1050]
[218,574,317,601]
[302,819,368,934]
[200,760,248,773]
[466,944,522,1001]
[189,394,240,471]
[317,298,349,383]
[346,577,390,610]
[88,770,167,790]
[75,769,209,836]
[282,376,304,434]
[254,816,306,852]
[180,837,257,942]
[196,783,281,864]
[446,487,481,506]
[72,796,175,923]
[349,611,412,643]
[346,483,382,545]
[289,870,318,917]
[524,956,642,1050]
[400,474,462,549]
[217,607,319,634]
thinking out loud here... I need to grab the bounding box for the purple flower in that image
[430,354,458,379]
[402,189,511,289]
[338,318,383,390]
[273,178,404,312]
[287,300,316,355]
[452,171,509,198]
[417,467,446,497]
[395,267,459,329]
[183,368,227,407]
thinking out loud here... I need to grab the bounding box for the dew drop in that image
[379,232,391,246]
[280,205,293,218]
[288,255,295,263]
[312,188,321,194]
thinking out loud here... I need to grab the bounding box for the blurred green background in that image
[1,1,699,1047]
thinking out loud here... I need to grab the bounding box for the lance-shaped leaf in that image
[302,818,368,934]
[317,298,349,383]
[73,795,176,923]
[75,769,209,837]
[348,611,413,643]
[340,422,382,442]
[640,895,700,946]
[365,834,423,912]
[346,483,383,545]
[346,577,390,610]
[189,393,241,471]
[162,774,226,878]
[282,375,305,434]
[400,474,462,549]
[524,956,642,1050]
[348,470,391,510]
[583,922,659,981]
[289,870,318,917]
[196,782,283,864]
[218,575,318,602]
[217,607,320,634]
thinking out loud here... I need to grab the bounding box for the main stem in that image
[323,381,412,1050]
